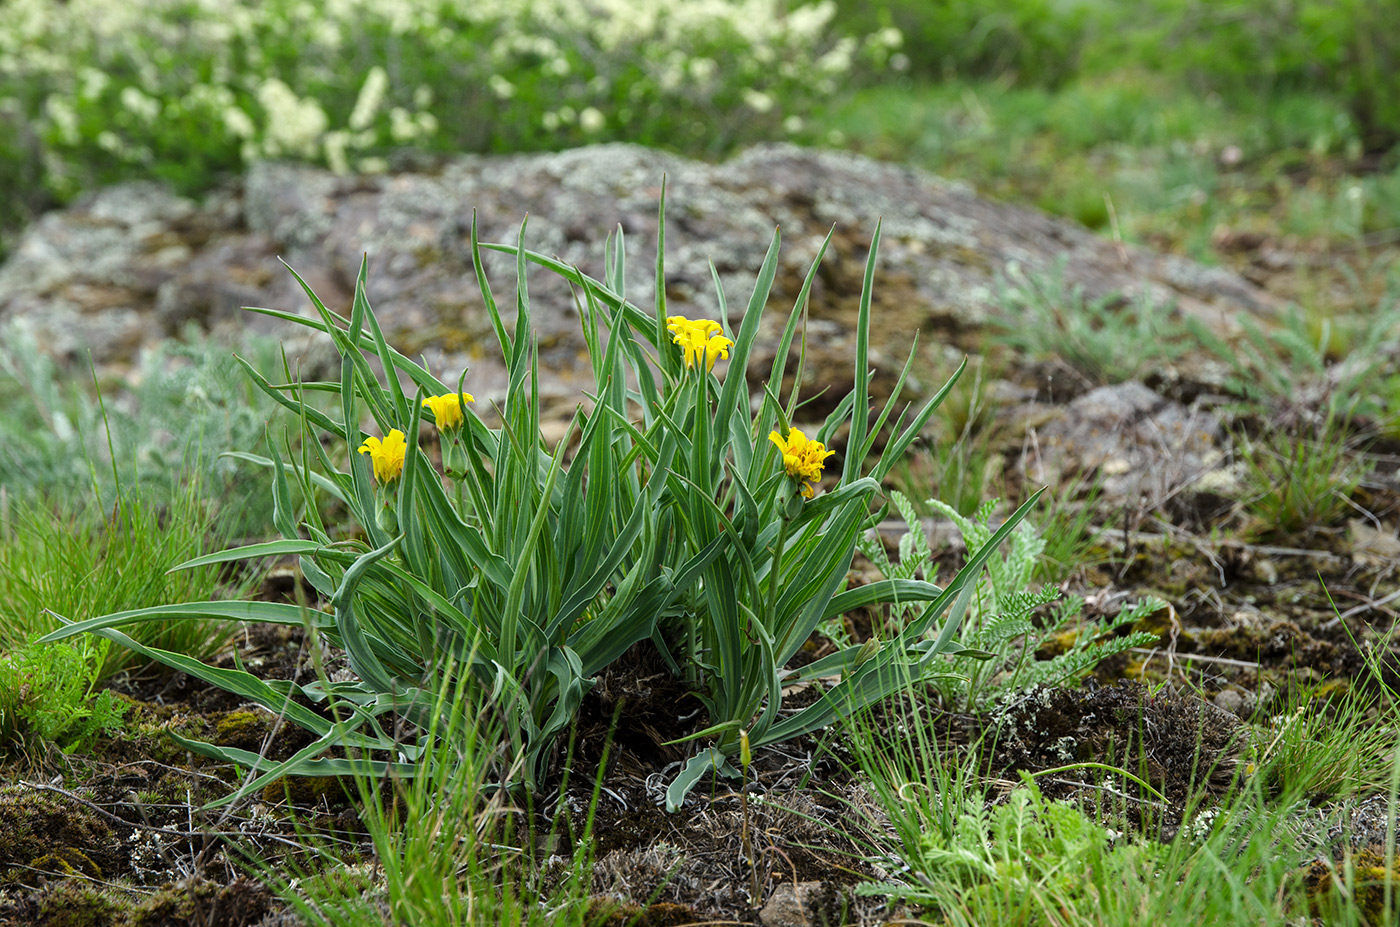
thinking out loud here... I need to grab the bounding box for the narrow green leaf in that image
[843,220,881,483]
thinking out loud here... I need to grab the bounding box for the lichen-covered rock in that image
[1022,380,1225,503]
[2,144,1277,415]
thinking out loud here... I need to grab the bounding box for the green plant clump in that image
[860,491,1159,712]
[0,639,127,755]
[0,486,253,680]
[0,321,293,537]
[990,257,1190,387]
[857,772,1164,917]
[42,197,1037,810]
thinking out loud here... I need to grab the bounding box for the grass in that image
[890,358,1008,518]
[1248,688,1400,801]
[990,257,1191,387]
[1033,473,1113,584]
[270,669,610,927]
[839,679,1400,927]
[1234,413,1372,540]
[0,482,254,681]
[0,326,313,684]
[803,74,1399,284]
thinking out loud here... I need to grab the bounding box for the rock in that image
[1213,688,1247,718]
[1022,381,1225,504]
[758,881,848,927]
[1348,519,1400,569]
[1,144,1279,420]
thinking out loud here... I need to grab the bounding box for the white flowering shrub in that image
[0,0,885,204]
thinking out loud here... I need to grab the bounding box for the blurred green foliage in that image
[822,0,1400,148]
[826,0,1093,87]
[1139,0,1400,150]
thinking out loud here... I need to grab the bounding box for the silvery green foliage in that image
[0,322,284,534]
[990,257,1189,386]
[1185,299,1400,429]
[45,212,1032,812]
[868,491,1161,710]
[0,321,284,535]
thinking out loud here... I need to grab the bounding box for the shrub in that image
[41,199,1037,809]
[823,0,1092,87]
[1143,0,1400,149]
[0,0,879,207]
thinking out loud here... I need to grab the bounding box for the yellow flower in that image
[768,427,835,499]
[421,392,472,432]
[358,429,408,483]
[666,314,734,371]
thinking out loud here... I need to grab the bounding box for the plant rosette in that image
[40,189,1038,811]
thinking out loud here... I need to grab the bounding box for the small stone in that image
[1213,689,1246,718]
[759,881,847,927]
[1025,381,1224,505]
[1349,519,1400,569]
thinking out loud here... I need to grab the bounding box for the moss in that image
[199,707,316,765]
[124,876,276,927]
[260,775,351,807]
[28,847,102,879]
[0,786,121,885]
[1313,678,1351,703]
[588,900,703,927]
[1305,847,1400,923]
[125,880,211,927]
[211,709,271,752]
[36,881,122,927]
[1035,629,1081,659]
[1118,656,1151,681]
[296,861,380,899]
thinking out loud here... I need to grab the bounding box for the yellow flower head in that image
[358,429,408,483]
[666,315,734,372]
[421,392,472,432]
[768,428,835,499]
